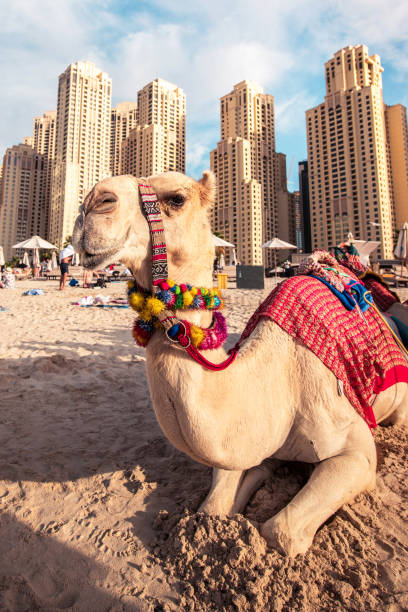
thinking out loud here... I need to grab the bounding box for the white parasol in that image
[212,234,237,265]
[12,235,57,250]
[0,246,5,267]
[23,252,30,266]
[262,237,297,281]
[72,251,81,266]
[394,222,408,275]
[51,251,58,269]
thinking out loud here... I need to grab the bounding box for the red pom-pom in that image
[180,284,187,293]
[160,281,170,290]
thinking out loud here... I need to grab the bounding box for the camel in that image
[73,171,408,557]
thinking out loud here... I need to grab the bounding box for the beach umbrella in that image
[212,235,237,265]
[51,251,58,269]
[394,223,408,259]
[212,235,235,247]
[394,222,408,275]
[12,235,57,250]
[23,252,30,266]
[47,259,53,272]
[72,251,81,266]
[262,237,297,281]
[0,246,5,267]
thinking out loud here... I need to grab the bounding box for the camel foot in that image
[199,461,279,517]
[261,511,313,557]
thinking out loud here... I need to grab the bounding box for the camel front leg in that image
[261,437,377,556]
[199,463,274,516]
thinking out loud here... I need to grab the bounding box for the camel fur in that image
[73,171,408,556]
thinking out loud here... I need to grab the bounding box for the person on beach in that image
[1,267,16,289]
[59,256,72,290]
[59,245,75,291]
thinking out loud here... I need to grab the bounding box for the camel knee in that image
[261,449,376,556]
[385,402,408,427]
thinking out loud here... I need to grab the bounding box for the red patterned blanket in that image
[239,276,408,427]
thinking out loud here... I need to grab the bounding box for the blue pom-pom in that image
[193,296,202,308]
[139,319,154,332]
[214,296,221,307]
[161,290,173,304]
[167,323,180,338]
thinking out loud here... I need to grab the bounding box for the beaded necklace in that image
[128,279,228,349]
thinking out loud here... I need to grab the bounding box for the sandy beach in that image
[0,277,408,611]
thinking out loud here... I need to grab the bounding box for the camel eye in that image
[101,194,117,203]
[167,194,185,207]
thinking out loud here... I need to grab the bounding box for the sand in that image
[0,277,407,611]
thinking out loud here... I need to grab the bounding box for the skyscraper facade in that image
[33,111,57,240]
[49,61,112,247]
[306,45,400,258]
[121,79,186,177]
[0,144,45,260]
[385,104,408,230]
[298,161,311,253]
[110,101,138,176]
[275,152,297,250]
[210,80,276,265]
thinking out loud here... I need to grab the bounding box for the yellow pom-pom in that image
[127,280,135,289]
[146,296,165,316]
[129,292,145,311]
[139,308,152,321]
[191,287,198,296]
[190,324,205,347]
[182,291,194,307]
[168,279,175,288]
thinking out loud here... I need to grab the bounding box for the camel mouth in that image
[82,248,120,270]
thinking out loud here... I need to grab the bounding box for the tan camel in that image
[73,171,408,556]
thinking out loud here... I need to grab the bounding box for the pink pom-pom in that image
[180,284,188,293]
[160,281,170,290]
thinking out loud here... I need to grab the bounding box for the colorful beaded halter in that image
[132,183,233,361]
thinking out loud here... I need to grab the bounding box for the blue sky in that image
[1,0,408,190]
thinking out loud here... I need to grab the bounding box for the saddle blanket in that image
[239,275,408,428]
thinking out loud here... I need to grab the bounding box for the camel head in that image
[73,171,216,290]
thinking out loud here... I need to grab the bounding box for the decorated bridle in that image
[127,182,238,371]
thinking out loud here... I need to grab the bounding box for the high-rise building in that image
[49,61,112,247]
[110,101,138,176]
[121,79,186,177]
[275,152,297,250]
[0,144,45,260]
[33,111,57,240]
[385,104,408,230]
[298,161,311,253]
[210,80,276,265]
[306,45,400,259]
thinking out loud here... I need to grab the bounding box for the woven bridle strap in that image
[138,182,168,292]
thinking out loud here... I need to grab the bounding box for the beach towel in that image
[23,289,45,296]
[239,275,408,428]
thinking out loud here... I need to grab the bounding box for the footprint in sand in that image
[89,527,137,557]
[37,520,64,535]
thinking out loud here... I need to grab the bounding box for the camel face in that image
[73,175,147,271]
[73,171,216,288]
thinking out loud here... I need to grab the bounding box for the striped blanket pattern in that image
[239,275,408,427]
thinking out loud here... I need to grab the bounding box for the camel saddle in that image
[239,275,408,428]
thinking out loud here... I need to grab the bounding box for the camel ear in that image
[198,170,216,207]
